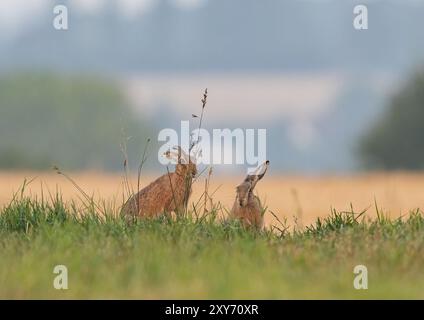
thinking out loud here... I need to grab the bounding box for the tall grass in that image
[1,184,424,299]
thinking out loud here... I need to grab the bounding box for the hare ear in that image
[255,160,269,180]
[245,161,269,190]
[173,146,190,164]
[189,144,202,164]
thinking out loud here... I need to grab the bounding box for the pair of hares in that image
[121,146,269,229]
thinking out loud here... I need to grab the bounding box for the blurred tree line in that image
[360,69,424,170]
[0,73,154,171]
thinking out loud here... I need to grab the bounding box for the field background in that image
[2,171,424,227]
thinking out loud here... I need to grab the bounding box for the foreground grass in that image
[0,194,423,299]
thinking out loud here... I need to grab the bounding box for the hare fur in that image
[121,147,197,219]
[230,161,269,229]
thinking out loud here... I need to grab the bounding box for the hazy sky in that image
[2,0,423,35]
[0,0,203,37]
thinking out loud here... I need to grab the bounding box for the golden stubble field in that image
[1,171,424,227]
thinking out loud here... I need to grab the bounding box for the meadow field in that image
[0,171,424,299]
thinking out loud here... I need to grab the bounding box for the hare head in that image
[236,181,251,206]
[164,146,198,178]
[236,160,269,206]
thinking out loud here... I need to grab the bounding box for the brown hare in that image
[230,161,269,230]
[121,146,197,219]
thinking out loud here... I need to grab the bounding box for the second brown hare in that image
[230,161,269,230]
